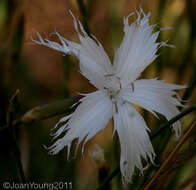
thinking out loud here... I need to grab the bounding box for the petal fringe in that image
[113,9,173,86]
[32,12,113,89]
[48,90,113,158]
[114,103,155,183]
[120,78,186,138]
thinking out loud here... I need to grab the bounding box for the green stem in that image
[13,95,82,126]
[96,105,196,190]
[176,0,195,83]
[149,105,196,139]
[7,90,26,183]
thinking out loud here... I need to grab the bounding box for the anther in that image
[131,82,134,92]
[115,102,118,113]
[104,74,114,77]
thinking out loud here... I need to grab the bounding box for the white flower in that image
[32,9,185,183]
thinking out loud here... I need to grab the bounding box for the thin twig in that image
[142,119,196,190]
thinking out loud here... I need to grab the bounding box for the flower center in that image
[103,74,121,99]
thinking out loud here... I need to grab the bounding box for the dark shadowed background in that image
[0,0,195,189]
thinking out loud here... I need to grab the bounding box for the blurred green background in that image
[0,0,195,189]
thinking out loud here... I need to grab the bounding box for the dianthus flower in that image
[32,9,185,182]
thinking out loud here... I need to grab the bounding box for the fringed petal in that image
[114,103,155,183]
[120,78,186,138]
[48,90,113,158]
[113,9,173,86]
[31,30,72,55]
[32,11,113,89]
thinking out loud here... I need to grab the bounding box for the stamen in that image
[116,76,122,89]
[104,74,115,77]
[131,82,135,92]
[114,102,118,113]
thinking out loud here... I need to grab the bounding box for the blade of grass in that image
[7,90,26,183]
[181,66,196,102]
[76,0,91,35]
[155,0,166,75]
